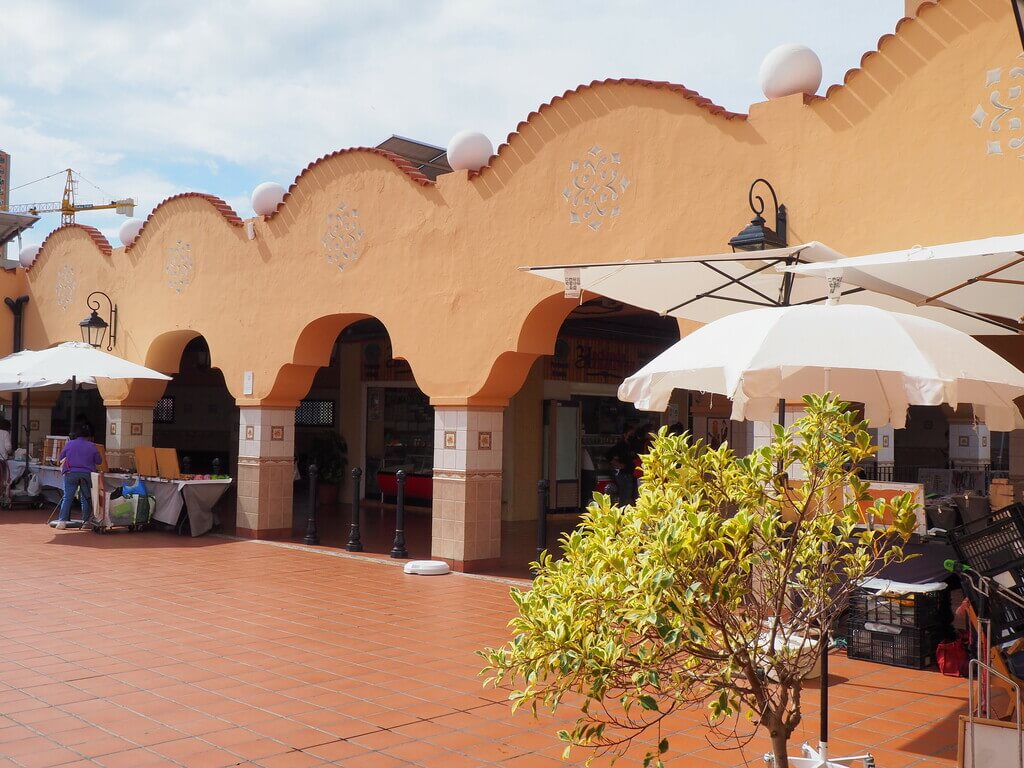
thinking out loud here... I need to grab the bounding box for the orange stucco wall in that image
[15,0,1024,409]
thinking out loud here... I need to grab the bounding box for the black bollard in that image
[535,479,548,564]
[347,467,363,552]
[390,469,408,558]
[304,463,320,545]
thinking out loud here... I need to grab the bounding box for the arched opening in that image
[500,297,684,575]
[289,316,434,555]
[153,336,237,477]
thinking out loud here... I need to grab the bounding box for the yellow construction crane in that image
[0,168,134,225]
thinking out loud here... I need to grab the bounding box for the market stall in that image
[9,458,232,536]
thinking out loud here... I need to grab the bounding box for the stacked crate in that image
[951,503,1024,645]
[846,584,950,669]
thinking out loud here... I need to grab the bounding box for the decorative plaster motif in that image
[55,264,75,309]
[562,145,631,230]
[322,202,364,270]
[972,56,1024,157]
[165,241,195,293]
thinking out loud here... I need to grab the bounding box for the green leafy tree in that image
[482,395,917,767]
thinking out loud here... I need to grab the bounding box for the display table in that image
[94,474,231,536]
[9,462,231,537]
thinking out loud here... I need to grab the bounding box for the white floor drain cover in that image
[403,560,450,575]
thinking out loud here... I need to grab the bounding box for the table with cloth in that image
[7,461,231,536]
[92,473,231,536]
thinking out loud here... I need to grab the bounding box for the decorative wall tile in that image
[165,240,195,293]
[55,264,75,309]
[322,201,364,271]
[971,55,1024,157]
[444,431,456,449]
[478,431,492,450]
[130,423,143,436]
[562,145,631,231]
[271,426,284,442]
[245,425,255,440]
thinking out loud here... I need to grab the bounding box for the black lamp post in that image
[727,178,787,252]
[80,291,117,350]
[1014,1,1024,52]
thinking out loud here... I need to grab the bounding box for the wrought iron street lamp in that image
[79,291,117,350]
[728,178,787,252]
[1014,1,1024,52]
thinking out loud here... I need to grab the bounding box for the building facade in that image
[2,0,1023,570]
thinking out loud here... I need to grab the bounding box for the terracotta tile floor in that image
[0,509,968,767]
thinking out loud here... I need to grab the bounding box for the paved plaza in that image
[0,512,969,767]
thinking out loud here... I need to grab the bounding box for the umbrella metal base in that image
[764,742,874,767]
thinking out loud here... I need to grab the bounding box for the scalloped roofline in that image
[266,147,434,220]
[29,223,112,272]
[125,192,243,253]
[470,77,747,180]
[812,0,950,102]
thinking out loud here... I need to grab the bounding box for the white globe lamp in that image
[759,44,823,100]
[446,131,494,172]
[18,244,40,268]
[251,182,286,217]
[118,218,144,247]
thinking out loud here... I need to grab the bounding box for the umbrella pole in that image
[69,376,76,436]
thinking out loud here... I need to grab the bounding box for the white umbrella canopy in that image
[0,342,170,391]
[786,233,1024,329]
[522,242,1016,335]
[618,304,1024,430]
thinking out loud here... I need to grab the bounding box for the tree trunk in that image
[770,730,790,767]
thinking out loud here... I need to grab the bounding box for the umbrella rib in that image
[664,261,781,314]
[922,252,1024,304]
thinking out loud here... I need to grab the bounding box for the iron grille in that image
[296,399,335,427]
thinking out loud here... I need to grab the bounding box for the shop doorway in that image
[293,317,433,554]
[154,336,237,475]
[540,298,682,513]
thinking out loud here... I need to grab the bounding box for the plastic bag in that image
[26,474,40,496]
[937,632,970,677]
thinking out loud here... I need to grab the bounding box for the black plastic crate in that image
[847,624,940,670]
[961,572,1024,644]
[848,586,949,629]
[950,503,1024,576]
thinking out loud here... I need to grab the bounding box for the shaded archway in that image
[153,336,237,476]
[499,296,683,576]
[281,315,434,556]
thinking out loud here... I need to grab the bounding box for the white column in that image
[236,406,295,539]
[105,406,153,471]
[431,406,503,572]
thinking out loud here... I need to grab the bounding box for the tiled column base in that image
[105,406,153,471]
[236,407,295,540]
[431,407,504,572]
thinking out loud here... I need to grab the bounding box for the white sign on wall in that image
[243,371,253,396]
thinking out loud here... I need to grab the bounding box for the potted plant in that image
[309,432,348,506]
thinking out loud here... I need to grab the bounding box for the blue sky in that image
[1,1,905,246]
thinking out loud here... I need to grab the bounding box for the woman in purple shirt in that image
[55,424,102,529]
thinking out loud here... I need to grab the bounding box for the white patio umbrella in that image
[619,303,1024,430]
[522,242,1017,335]
[785,233,1024,330]
[0,342,170,390]
[0,342,170,438]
